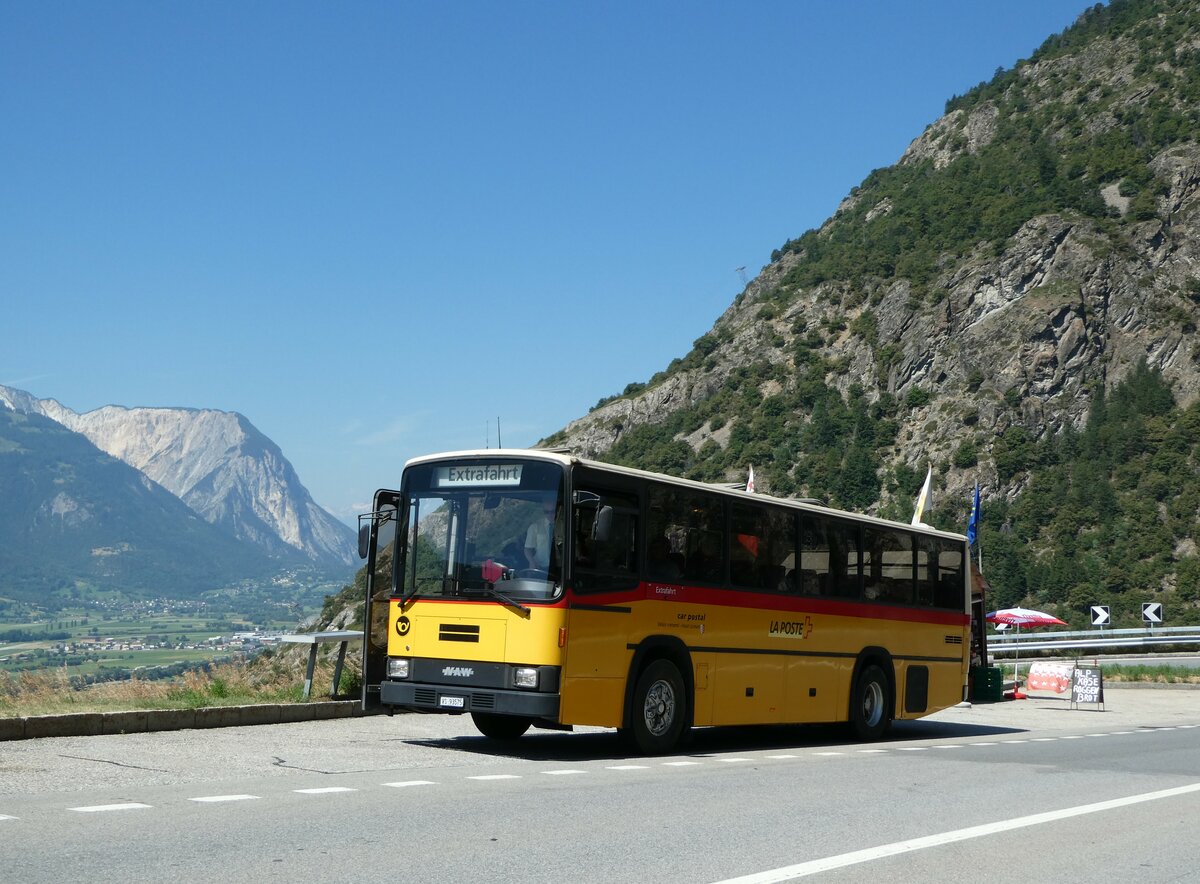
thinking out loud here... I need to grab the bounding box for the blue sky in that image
[2,2,1092,524]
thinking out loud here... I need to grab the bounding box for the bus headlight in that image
[514,667,538,689]
[387,658,411,679]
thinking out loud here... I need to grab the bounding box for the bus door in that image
[562,482,640,726]
[360,489,401,711]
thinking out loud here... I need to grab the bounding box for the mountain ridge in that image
[0,406,279,603]
[546,0,1200,513]
[0,386,355,569]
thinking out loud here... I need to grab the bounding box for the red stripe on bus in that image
[567,583,969,626]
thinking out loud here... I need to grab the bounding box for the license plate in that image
[439,695,465,709]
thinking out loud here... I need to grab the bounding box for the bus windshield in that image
[397,459,565,602]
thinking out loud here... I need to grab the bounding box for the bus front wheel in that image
[849,663,891,741]
[471,712,532,740]
[631,659,686,754]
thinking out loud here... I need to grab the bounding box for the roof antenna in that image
[497,417,502,449]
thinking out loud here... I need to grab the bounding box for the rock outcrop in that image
[0,388,355,567]
[546,2,1200,515]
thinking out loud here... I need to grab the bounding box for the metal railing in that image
[986,625,1200,655]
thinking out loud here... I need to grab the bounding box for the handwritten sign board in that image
[1071,664,1104,709]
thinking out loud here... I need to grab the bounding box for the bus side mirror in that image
[593,506,613,543]
[358,522,371,560]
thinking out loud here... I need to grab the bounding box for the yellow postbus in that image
[359,449,976,753]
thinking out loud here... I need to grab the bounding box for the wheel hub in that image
[643,679,675,736]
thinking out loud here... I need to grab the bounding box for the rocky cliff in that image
[0,387,355,568]
[545,0,1200,519]
[0,406,278,602]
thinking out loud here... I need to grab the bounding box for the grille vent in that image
[944,635,964,645]
[439,623,481,643]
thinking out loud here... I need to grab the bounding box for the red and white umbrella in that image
[986,607,1067,628]
[986,607,1066,698]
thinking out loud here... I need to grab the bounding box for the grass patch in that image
[1099,663,1200,684]
[0,647,356,718]
[1004,661,1200,685]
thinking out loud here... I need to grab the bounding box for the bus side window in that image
[916,537,938,606]
[802,516,860,596]
[935,539,965,609]
[799,517,824,596]
[731,501,796,592]
[863,526,914,604]
[816,518,861,599]
[573,487,639,593]
[649,487,725,585]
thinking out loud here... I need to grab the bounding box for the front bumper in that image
[380,680,560,718]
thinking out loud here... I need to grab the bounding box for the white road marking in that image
[69,803,152,813]
[710,782,1200,883]
[0,815,16,821]
[44,726,1177,825]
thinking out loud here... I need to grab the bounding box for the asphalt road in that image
[3,688,1199,883]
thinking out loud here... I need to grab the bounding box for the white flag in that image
[746,465,756,494]
[911,465,932,525]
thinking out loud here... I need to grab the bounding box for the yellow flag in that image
[911,465,932,526]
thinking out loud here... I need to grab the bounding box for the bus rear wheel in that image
[471,712,532,741]
[849,663,891,741]
[631,659,686,754]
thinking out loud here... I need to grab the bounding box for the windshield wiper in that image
[401,577,440,608]
[469,583,531,616]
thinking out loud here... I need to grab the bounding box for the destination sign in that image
[433,464,523,488]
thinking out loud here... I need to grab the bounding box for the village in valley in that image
[0,585,327,682]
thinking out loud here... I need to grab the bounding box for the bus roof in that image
[401,448,967,542]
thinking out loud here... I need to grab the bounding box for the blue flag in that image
[967,483,981,546]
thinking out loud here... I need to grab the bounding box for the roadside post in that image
[1142,602,1163,629]
[279,630,364,699]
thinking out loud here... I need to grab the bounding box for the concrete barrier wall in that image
[0,700,364,741]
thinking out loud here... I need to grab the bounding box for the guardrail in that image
[986,625,1200,655]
